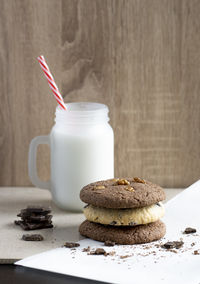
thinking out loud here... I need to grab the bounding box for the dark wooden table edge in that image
[0,264,108,284]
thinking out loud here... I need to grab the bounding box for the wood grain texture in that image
[0,0,200,187]
[0,0,61,185]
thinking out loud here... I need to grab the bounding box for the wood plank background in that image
[0,0,200,187]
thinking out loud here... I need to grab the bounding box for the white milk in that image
[28,102,114,212]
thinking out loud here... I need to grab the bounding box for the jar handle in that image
[28,135,51,190]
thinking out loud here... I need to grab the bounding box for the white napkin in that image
[16,180,200,284]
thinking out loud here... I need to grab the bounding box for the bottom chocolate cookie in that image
[79,220,166,245]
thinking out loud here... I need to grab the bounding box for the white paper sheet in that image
[16,180,200,284]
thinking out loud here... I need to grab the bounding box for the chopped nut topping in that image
[117,179,130,185]
[111,178,119,182]
[124,185,135,192]
[95,185,105,190]
[133,177,146,184]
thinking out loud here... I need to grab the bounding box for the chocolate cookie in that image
[80,178,165,209]
[79,220,166,245]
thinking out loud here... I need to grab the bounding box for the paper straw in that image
[37,55,67,110]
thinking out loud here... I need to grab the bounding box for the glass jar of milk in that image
[28,102,114,212]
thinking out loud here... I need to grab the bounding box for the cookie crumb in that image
[104,240,115,246]
[193,250,200,255]
[64,242,80,248]
[108,251,116,256]
[82,246,90,252]
[120,254,133,259]
[184,227,196,234]
[89,248,107,256]
[161,241,184,249]
[191,242,196,247]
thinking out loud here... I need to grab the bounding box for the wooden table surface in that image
[0,187,183,283]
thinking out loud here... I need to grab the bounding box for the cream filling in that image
[83,203,165,226]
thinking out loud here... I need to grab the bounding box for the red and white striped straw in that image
[37,55,67,110]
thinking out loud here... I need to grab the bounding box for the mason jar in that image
[28,102,114,212]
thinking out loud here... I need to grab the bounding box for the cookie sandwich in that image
[79,178,166,245]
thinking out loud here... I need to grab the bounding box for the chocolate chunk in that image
[128,222,137,226]
[109,221,117,225]
[22,234,44,241]
[16,220,53,230]
[64,242,80,248]
[15,205,53,231]
[26,206,51,213]
[90,248,107,255]
[18,207,51,218]
[156,203,161,207]
[84,204,89,209]
[21,215,53,223]
[15,220,29,230]
[162,241,184,249]
[25,221,53,230]
[184,227,196,234]
[104,240,115,246]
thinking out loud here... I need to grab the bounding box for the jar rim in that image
[56,102,108,114]
[55,102,110,125]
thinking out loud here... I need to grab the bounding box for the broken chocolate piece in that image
[104,240,115,246]
[22,234,44,241]
[15,205,53,231]
[64,242,80,248]
[184,227,196,234]
[162,241,184,249]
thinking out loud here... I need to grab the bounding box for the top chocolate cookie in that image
[80,178,165,209]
